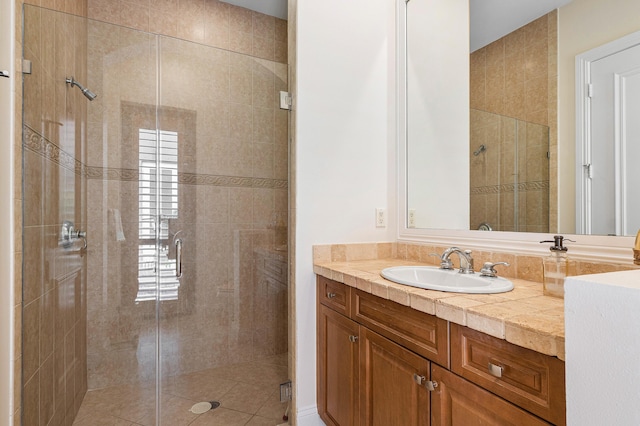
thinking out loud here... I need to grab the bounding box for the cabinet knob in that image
[413,374,426,385]
[413,374,438,391]
[327,292,337,299]
[348,335,358,343]
[488,362,503,378]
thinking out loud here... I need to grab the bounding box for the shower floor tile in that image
[73,355,289,426]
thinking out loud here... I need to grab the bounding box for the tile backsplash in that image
[313,242,639,289]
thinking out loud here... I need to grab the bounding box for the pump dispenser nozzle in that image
[540,235,574,252]
[634,230,640,265]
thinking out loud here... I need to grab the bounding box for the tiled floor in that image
[73,354,289,426]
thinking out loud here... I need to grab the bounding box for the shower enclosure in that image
[469,109,550,233]
[21,4,289,425]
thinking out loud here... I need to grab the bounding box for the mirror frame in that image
[396,0,634,263]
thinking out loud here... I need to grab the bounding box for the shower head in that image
[65,77,97,101]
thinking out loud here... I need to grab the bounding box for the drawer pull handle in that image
[327,292,337,299]
[413,374,438,391]
[488,362,503,378]
[349,335,358,343]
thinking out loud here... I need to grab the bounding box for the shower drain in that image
[189,401,221,414]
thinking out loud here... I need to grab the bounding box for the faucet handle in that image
[480,262,510,278]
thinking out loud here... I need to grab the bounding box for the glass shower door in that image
[155,36,290,424]
[22,6,289,425]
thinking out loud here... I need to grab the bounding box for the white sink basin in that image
[380,266,513,294]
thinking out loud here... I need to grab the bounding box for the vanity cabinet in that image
[431,365,550,425]
[317,276,566,425]
[359,327,430,425]
[318,304,360,426]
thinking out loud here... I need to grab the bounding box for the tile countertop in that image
[313,258,566,361]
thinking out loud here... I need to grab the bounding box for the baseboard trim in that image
[297,404,324,425]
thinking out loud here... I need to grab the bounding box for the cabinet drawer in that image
[352,289,449,367]
[318,276,351,316]
[451,324,565,425]
[431,365,551,425]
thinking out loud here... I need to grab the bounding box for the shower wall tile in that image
[20,4,89,424]
[203,1,228,47]
[230,57,254,105]
[120,1,150,32]
[88,0,287,63]
[230,103,254,140]
[254,107,275,144]
[22,372,39,426]
[229,4,252,33]
[470,13,554,127]
[253,143,274,179]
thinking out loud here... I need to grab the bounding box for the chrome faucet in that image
[438,247,475,274]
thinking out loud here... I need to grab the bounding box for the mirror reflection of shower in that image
[65,76,97,101]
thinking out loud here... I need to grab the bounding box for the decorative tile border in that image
[471,180,549,195]
[179,172,287,189]
[23,124,288,190]
[23,124,84,175]
[85,166,139,181]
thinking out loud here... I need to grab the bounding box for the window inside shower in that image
[137,129,179,303]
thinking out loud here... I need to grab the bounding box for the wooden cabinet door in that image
[318,304,360,426]
[431,365,551,426]
[450,324,565,425]
[359,327,430,426]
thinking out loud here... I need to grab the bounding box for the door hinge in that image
[279,380,292,402]
[22,60,32,75]
[279,91,292,110]
[587,83,593,98]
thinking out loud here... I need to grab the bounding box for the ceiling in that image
[470,0,573,52]
[220,0,287,20]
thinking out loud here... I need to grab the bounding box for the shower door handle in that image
[175,238,183,278]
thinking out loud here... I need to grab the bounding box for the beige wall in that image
[557,0,640,232]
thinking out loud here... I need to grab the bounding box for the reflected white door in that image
[581,40,640,235]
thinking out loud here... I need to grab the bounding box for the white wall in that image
[0,0,15,424]
[406,0,469,230]
[557,0,640,232]
[294,0,397,421]
[565,270,640,424]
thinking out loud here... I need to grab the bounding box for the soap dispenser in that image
[540,235,576,298]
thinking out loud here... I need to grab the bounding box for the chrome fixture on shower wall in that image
[473,144,487,156]
[65,76,97,101]
[61,220,87,249]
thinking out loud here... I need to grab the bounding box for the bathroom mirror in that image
[405,0,640,237]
